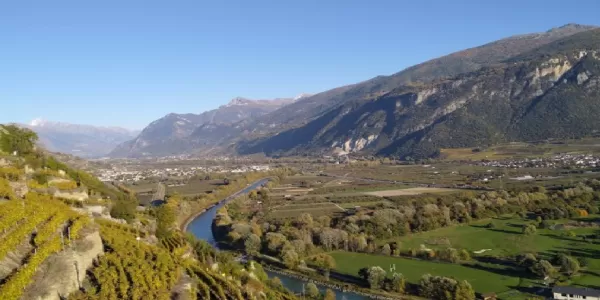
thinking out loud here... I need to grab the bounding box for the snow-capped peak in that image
[227,97,251,106]
[294,93,311,101]
[30,118,48,127]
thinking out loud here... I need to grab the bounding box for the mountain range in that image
[109,95,308,157]
[107,24,600,159]
[24,119,139,158]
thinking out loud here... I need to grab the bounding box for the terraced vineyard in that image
[0,193,90,300]
[70,221,297,300]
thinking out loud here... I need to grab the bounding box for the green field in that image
[330,251,524,297]
[381,216,600,257]
[330,216,600,298]
[166,179,224,197]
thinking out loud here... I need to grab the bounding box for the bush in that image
[110,200,136,222]
[50,180,78,191]
[32,173,49,185]
[0,167,22,181]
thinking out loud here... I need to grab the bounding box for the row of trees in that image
[517,253,582,279]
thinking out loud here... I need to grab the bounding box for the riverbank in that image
[179,177,270,232]
[180,205,213,232]
[263,265,403,300]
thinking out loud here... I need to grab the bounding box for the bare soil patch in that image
[364,187,457,197]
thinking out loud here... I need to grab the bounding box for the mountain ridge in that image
[108,24,599,159]
[239,28,600,159]
[109,95,308,157]
[22,120,139,158]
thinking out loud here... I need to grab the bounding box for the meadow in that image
[330,215,600,298]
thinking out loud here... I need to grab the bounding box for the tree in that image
[244,234,261,257]
[391,273,406,294]
[458,249,471,261]
[367,266,387,290]
[324,289,336,300]
[309,253,336,280]
[269,277,283,290]
[297,213,313,229]
[530,260,557,279]
[560,255,580,277]
[265,232,287,254]
[517,253,538,267]
[249,190,258,200]
[0,125,38,154]
[155,197,178,239]
[522,224,537,235]
[381,244,392,255]
[438,248,460,263]
[110,200,136,223]
[282,249,299,269]
[306,282,319,299]
[454,280,475,300]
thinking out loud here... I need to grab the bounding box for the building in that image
[553,286,600,300]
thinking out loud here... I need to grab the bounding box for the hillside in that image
[110,96,306,157]
[0,125,297,300]
[238,27,600,159]
[24,119,139,158]
[240,24,596,138]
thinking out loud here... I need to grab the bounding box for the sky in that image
[1,0,599,129]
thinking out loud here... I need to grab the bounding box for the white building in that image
[553,286,600,300]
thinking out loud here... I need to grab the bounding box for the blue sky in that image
[1,0,599,129]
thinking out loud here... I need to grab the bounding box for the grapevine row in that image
[0,235,62,300]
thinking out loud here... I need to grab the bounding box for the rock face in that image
[52,189,89,202]
[238,28,600,159]
[8,181,28,198]
[22,230,104,300]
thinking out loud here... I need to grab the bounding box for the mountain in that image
[238,27,600,159]
[24,119,139,158]
[111,24,598,159]
[234,24,597,138]
[109,95,307,157]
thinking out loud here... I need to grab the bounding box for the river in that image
[186,179,368,300]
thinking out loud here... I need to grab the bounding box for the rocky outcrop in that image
[52,189,89,202]
[8,181,28,198]
[0,239,33,282]
[22,230,104,300]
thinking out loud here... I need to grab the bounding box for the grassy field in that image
[330,215,600,298]
[166,179,225,197]
[440,138,600,161]
[330,251,524,297]
[380,216,600,258]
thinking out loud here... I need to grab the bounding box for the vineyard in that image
[0,193,90,300]
[69,221,298,300]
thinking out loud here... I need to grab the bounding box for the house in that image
[553,286,600,300]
